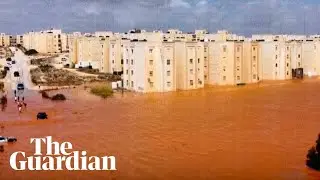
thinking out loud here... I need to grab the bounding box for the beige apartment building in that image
[70,36,109,72]
[122,40,176,92]
[301,40,320,76]
[23,29,63,53]
[175,41,204,90]
[259,41,292,80]
[16,35,23,45]
[0,33,10,47]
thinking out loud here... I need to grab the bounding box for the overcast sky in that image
[1,0,320,36]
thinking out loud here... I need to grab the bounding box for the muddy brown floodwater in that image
[1,79,320,180]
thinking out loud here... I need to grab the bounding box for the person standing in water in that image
[18,102,22,113]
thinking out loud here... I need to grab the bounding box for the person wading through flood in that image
[22,96,27,108]
[17,101,22,113]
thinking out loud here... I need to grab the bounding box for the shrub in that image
[51,94,66,101]
[306,134,320,171]
[41,91,50,99]
[90,85,113,98]
[25,49,38,55]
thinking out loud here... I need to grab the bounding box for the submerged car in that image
[7,137,17,143]
[17,83,24,90]
[0,136,17,144]
[0,136,7,143]
[14,71,19,77]
[37,112,48,120]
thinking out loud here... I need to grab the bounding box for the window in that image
[131,81,134,87]
[275,63,278,67]
[275,55,277,59]
[237,66,240,71]
[126,80,129,86]
[237,47,240,52]
[287,46,289,51]
[167,82,171,87]
[298,62,301,67]
[253,64,256,68]
[131,49,134,53]
[286,71,289,75]
[149,82,154,88]
[237,76,240,80]
[112,60,115,64]
[131,59,133,65]
[189,59,193,64]
[204,57,207,61]
[190,69,194,74]
[204,48,207,52]
[167,71,171,76]
[287,54,289,59]
[275,46,278,51]
[121,59,123,65]
[298,54,301,58]
[253,56,256,62]
[223,76,226,81]
[167,59,170,65]
[149,60,153,65]
[190,80,194,86]
[198,79,202,85]
[131,70,133,75]
[223,46,227,52]
[223,66,226,72]
[149,49,153,53]
[237,57,240,62]
[149,71,153,77]
[198,58,200,63]
[126,59,128,64]
[253,47,256,51]
[204,75,207,80]
[112,45,114,48]
[286,63,289,67]
[253,74,257,79]
[126,70,128,75]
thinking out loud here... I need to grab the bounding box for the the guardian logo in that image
[10,136,116,171]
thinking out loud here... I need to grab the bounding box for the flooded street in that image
[1,79,320,179]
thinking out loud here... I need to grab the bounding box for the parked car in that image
[17,83,24,90]
[14,71,19,77]
[37,112,48,120]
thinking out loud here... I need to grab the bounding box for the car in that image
[0,136,7,144]
[6,58,11,61]
[7,137,17,143]
[14,71,19,77]
[0,136,17,144]
[17,83,24,90]
[37,112,48,120]
[12,61,16,64]
[4,66,9,71]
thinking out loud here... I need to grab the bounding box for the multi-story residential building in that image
[109,36,123,74]
[260,41,292,80]
[16,35,23,45]
[0,33,10,47]
[9,35,17,46]
[290,40,303,70]
[301,40,320,76]
[175,41,204,90]
[123,40,175,92]
[70,36,109,72]
[23,29,63,53]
